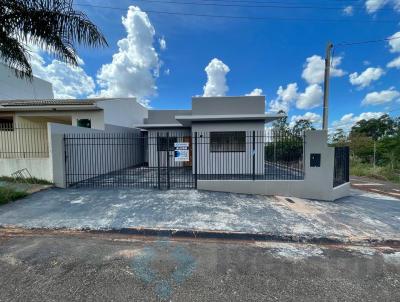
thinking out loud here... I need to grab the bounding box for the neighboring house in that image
[138,96,281,174]
[0,98,148,181]
[0,63,54,100]
[0,98,147,130]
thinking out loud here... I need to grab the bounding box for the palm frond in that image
[0,0,108,79]
[0,28,32,78]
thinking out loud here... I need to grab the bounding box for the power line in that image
[74,3,399,23]
[125,0,399,12]
[335,35,400,47]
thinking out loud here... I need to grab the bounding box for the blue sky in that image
[33,0,400,131]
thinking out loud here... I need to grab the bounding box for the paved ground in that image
[69,162,303,188]
[0,232,398,301]
[351,176,400,199]
[0,188,399,243]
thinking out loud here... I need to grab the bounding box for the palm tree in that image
[0,0,108,79]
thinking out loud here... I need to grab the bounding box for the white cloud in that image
[164,68,170,75]
[343,6,354,16]
[30,47,95,99]
[301,55,345,85]
[159,37,166,50]
[203,58,230,97]
[363,60,371,66]
[349,67,385,88]
[365,0,388,13]
[246,88,263,96]
[365,0,400,13]
[362,88,400,106]
[387,56,400,68]
[269,83,298,113]
[388,31,400,53]
[95,6,161,106]
[332,111,385,132]
[290,112,321,127]
[296,84,323,109]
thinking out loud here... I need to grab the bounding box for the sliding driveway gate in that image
[64,132,195,189]
[64,130,306,189]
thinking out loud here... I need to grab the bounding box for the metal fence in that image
[196,130,305,180]
[64,131,195,189]
[64,130,304,189]
[0,123,49,158]
[334,146,350,187]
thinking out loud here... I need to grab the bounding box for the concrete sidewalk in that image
[0,188,399,243]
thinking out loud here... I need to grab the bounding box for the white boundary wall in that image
[0,158,52,181]
[49,123,143,188]
[198,130,350,201]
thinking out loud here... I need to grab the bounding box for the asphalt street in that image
[0,231,399,302]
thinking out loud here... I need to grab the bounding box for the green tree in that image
[331,128,348,146]
[0,0,107,78]
[271,110,289,133]
[351,114,394,140]
[292,119,315,136]
[348,133,374,163]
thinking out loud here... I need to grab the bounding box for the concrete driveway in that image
[0,188,399,243]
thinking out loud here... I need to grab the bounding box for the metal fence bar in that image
[0,125,49,158]
[63,130,305,189]
[333,146,350,187]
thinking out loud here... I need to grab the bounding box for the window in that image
[77,119,91,128]
[157,136,177,151]
[0,117,13,131]
[210,131,246,152]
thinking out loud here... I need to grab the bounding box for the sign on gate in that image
[174,142,189,162]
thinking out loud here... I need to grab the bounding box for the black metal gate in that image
[64,130,307,189]
[64,131,196,189]
[333,146,350,187]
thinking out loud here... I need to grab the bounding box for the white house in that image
[138,96,281,175]
[0,98,148,181]
[0,98,147,130]
[0,63,54,100]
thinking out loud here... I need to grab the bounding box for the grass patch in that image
[350,160,400,184]
[0,176,52,185]
[0,187,28,205]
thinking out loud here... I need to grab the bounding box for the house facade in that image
[0,98,147,130]
[0,98,148,181]
[138,96,281,175]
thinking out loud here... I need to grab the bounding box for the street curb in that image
[1,226,399,247]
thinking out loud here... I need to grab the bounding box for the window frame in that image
[209,131,246,153]
[77,118,91,128]
[157,136,178,151]
[0,116,14,131]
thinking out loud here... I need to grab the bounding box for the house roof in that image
[0,98,124,107]
[175,113,283,126]
[136,123,187,129]
[137,113,283,129]
[0,98,117,112]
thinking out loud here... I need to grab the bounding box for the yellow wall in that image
[0,116,49,158]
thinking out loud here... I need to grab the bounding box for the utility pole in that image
[322,42,334,130]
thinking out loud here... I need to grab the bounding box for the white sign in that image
[174,142,189,162]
